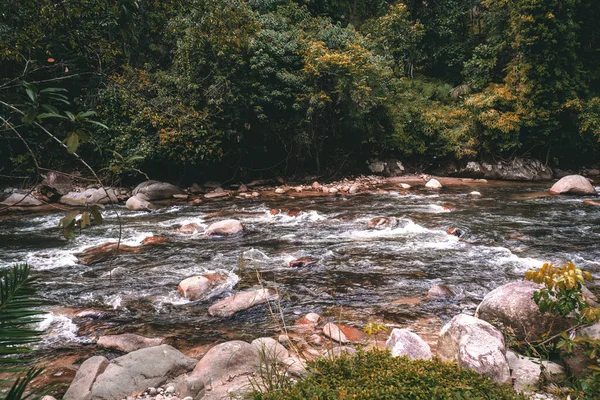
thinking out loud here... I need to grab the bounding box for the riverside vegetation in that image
[2,0,600,184]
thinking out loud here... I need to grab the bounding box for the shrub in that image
[253,348,526,400]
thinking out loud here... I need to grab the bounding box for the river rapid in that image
[1,180,599,362]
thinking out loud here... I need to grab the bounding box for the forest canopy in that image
[1,0,599,182]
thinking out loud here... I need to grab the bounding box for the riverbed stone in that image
[437,314,510,384]
[549,174,597,195]
[172,376,205,400]
[475,280,571,342]
[177,273,228,301]
[63,356,109,400]
[89,344,197,400]
[204,219,244,236]
[208,288,277,317]
[385,328,432,360]
[178,223,202,234]
[191,340,259,387]
[425,178,442,189]
[60,188,118,206]
[132,180,184,200]
[126,194,152,211]
[322,323,348,344]
[0,192,42,206]
[506,350,565,392]
[97,333,164,353]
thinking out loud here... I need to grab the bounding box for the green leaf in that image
[77,110,97,118]
[25,88,36,103]
[80,211,91,229]
[66,132,79,154]
[36,113,67,120]
[90,209,103,225]
[85,120,109,130]
[58,210,80,228]
[39,87,68,93]
[40,104,60,114]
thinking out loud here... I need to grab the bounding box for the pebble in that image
[165,386,175,394]
[148,388,157,395]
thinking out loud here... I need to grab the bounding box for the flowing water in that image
[1,182,599,358]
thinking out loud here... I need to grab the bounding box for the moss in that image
[255,349,527,400]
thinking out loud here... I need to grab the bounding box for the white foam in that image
[342,220,432,239]
[37,313,82,346]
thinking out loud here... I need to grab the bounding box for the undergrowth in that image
[252,348,526,400]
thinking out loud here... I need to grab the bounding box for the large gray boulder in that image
[0,193,42,206]
[549,174,597,195]
[208,289,277,317]
[63,356,109,400]
[204,219,244,236]
[87,344,196,400]
[475,280,571,342]
[252,337,289,364]
[191,340,259,387]
[437,314,510,384]
[506,350,565,392]
[132,180,184,200]
[459,158,553,181]
[96,333,164,353]
[385,328,432,360]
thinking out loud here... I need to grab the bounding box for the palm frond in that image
[0,264,47,399]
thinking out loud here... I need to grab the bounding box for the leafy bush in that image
[254,349,526,400]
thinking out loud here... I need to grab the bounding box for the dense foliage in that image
[1,0,600,182]
[254,349,526,400]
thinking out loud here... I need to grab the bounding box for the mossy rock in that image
[254,349,526,400]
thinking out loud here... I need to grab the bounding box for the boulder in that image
[294,313,321,333]
[208,289,277,318]
[96,333,164,353]
[367,159,405,176]
[132,180,184,200]
[506,350,565,392]
[0,193,42,207]
[172,376,205,400]
[40,171,73,199]
[475,280,571,342]
[141,236,167,246]
[459,158,553,181]
[469,191,482,197]
[75,242,142,265]
[126,194,152,211]
[425,179,442,189]
[191,341,259,385]
[562,322,600,376]
[367,217,398,229]
[204,219,244,236]
[63,356,109,400]
[385,328,432,360]
[446,227,465,238]
[177,273,228,301]
[88,345,196,400]
[549,175,597,196]
[252,337,289,364]
[60,188,118,206]
[437,314,510,384]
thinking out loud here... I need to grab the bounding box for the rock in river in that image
[126,193,152,211]
[178,273,228,301]
[204,219,244,236]
[208,288,277,317]
[97,333,164,353]
[75,242,142,265]
[549,174,597,195]
[0,192,42,207]
[132,180,184,200]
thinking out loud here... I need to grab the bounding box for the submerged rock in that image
[426,284,455,299]
[208,288,277,317]
[97,333,164,353]
[288,257,316,268]
[437,314,510,384]
[126,193,152,211]
[75,242,142,265]
[367,216,398,229]
[549,174,597,195]
[178,223,202,234]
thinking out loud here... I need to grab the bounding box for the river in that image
[1,180,599,362]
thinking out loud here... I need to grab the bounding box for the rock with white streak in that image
[208,289,277,317]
